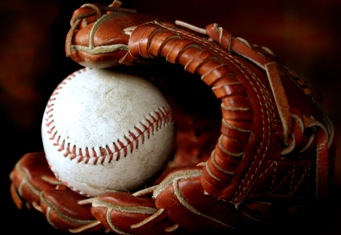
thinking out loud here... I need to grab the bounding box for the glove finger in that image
[9,152,60,209]
[154,168,253,233]
[65,3,156,68]
[39,189,104,233]
[86,191,180,235]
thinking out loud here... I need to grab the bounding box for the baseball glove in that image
[10,1,336,234]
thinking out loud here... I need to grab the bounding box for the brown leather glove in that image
[10,1,336,234]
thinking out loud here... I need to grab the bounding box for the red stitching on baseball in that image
[44,70,174,165]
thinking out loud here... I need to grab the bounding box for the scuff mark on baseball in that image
[41,67,175,196]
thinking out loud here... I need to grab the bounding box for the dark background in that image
[1,0,340,234]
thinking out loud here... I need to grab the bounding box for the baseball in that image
[41,67,175,196]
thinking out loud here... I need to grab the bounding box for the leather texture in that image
[10,1,336,234]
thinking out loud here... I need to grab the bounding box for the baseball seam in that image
[43,71,174,165]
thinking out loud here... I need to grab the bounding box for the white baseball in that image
[41,67,175,196]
